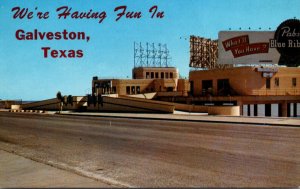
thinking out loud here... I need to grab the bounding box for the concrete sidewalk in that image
[0,150,112,188]
[60,111,300,127]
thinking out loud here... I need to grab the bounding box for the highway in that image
[0,112,299,187]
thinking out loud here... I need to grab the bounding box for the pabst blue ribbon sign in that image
[218,19,300,67]
[273,19,300,67]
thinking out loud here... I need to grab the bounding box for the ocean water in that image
[242,103,300,117]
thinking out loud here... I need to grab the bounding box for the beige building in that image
[189,66,300,96]
[188,66,300,117]
[92,67,190,97]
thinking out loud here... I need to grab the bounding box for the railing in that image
[249,88,300,96]
[156,91,188,97]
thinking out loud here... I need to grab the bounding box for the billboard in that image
[218,31,281,65]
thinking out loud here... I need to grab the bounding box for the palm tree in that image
[56,91,63,113]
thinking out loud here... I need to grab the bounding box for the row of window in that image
[125,86,158,94]
[198,79,231,96]
[146,72,174,79]
[94,86,117,94]
[126,86,141,95]
[266,77,297,89]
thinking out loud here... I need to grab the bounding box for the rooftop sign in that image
[218,31,280,65]
[274,19,300,67]
[218,19,300,67]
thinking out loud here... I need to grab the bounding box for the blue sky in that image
[1,0,299,100]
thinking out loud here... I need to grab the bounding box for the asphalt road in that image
[0,112,299,187]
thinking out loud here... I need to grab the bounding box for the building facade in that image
[189,66,300,97]
[188,66,300,117]
[92,67,190,97]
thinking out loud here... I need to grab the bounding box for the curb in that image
[58,113,300,128]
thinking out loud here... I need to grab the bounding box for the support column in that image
[237,101,243,116]
[278,103,282,117]
[279,101,288,117]
[247,104,251,116]
[287,103,291,117]
[254,104,258,116]
[293,103,297,117]
[265,104,271,117]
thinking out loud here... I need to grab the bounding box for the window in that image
[151,72,154,79]
[190,81,194,96]
[131,86,135,94]
[275,77,279,87]
[155,72,159,78]
[167,87,173,92]
[292,78,297,87]
[161,72,164,78]
[217,79,230,96]
[165,72,169,78]
[170,72,173,78]
[146,72,150,79]
[112,86,116,94]
[202,80,213,96]
[136,86,140,94]
[266,78,270,89]
[126,86,130,94]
